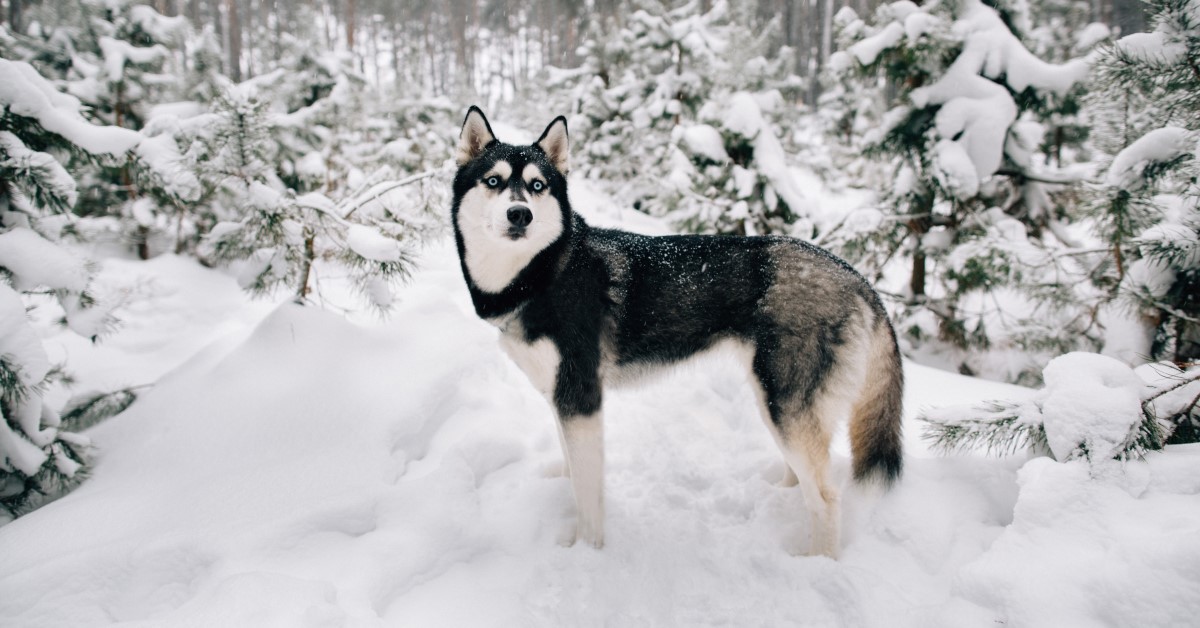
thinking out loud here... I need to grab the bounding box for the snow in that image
[681,124,729,163]
[0,185,1197,626]
[0,59,142,156]
[346,225,404,262]
[0,282,51,387]
[1074,22,1112,51]
[848,22,904,65]
[1116,32,1188,65]
[0,131,78,210]
[896,0,1091,182]
[135,135,202,203]
[0,282,56,478]
[722,92,810,220]
[933,139,980,199]
[1125,257,1176,300]
[1105,126,1194,190]
[146,101,207,121]
[128,5,189,45]
[98,37,169,82]
[0,228,90,293]
[943,452,1200,627]
[0,409,49,475]
[1040,353,1145,463]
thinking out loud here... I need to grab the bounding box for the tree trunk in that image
[209,0,223,45]
[136,225,151,261]
[297,228,316,301]
[8,0,22,33]
[907,197,934,302]
[274,0,284,62]
[910,246,926,300]
[226,0,242,81]
[389,14,400,89]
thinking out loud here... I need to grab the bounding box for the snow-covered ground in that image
[2,182,1199,627]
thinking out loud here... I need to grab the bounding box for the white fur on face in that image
[455,161,564,294]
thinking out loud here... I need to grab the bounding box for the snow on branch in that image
[0,59,141,156]
[1104,127,1195,190]
[921,353,1200,465]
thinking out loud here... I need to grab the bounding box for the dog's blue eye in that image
[486,176,500,188]
[532,181,544,192]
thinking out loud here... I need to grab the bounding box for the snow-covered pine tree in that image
[0,58,142,520]
[43,0,196,259]
[198,85,424,311]
[818,7,892,186]
[535,4,693,206]
[1088,0,1200,366]
[829,0,1099,383]
[15,0,200,260]
[1026,0,1110,169]
[538,0,809,236]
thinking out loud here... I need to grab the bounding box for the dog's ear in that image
[535,116,569,175]
[457,106,497,166]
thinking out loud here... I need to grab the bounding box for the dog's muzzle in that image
[506,205,532,239]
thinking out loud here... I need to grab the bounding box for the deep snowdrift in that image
[2,189,1198,627]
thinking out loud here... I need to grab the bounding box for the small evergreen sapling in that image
[537,0,808,236]
[0,58,142,520]
[1088,0,1200,365]
[829,0,1099,383]
[199,87,427,309]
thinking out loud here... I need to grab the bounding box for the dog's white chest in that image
[498,327,561,399]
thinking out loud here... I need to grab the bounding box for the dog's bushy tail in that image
[849,319,904,487]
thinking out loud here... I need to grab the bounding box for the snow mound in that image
[942,452,1200,627]
[1040,352,1145,463]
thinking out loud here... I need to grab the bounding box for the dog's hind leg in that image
[750,337,859,558]
[747,370,840,556]
[779,418,840,558]
[560,412,604,548]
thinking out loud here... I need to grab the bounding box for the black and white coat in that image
[450,107,904,557]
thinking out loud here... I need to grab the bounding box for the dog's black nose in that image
[507,206,533,228]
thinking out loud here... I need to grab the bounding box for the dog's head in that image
[451,106,573,294]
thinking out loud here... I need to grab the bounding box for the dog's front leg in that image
[560,411,604,548]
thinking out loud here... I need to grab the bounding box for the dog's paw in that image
[574,522,605,550]
[558,520,605,549]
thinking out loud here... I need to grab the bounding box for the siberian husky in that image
[450,106,903,557]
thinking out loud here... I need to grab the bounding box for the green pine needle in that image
[920,401,1050,457]
[60,388,141,432]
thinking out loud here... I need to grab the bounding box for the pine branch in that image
[919,400,1049,457]
[59,386,143,432]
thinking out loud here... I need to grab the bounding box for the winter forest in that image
[2,0,1199,624]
